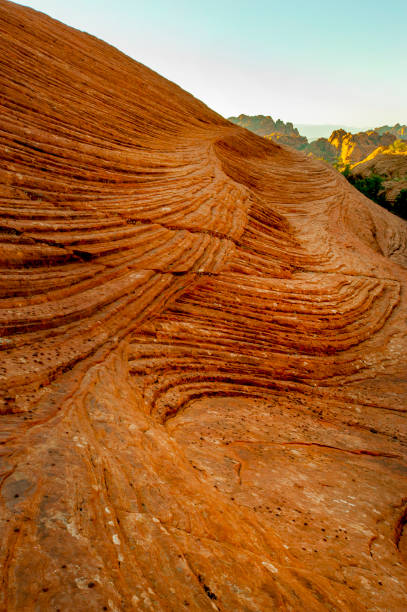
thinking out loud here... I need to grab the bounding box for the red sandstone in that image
[0,2,407,610]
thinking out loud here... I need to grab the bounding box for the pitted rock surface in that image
[1,2,407,610]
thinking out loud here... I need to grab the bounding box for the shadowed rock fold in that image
[1,2,407,610]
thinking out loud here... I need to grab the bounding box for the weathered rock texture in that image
[264,131,308,150]
[374,124,407,140]
[307,130,398,166]
[350,145,407,203]
[328,130,398,166]
[227,118,405,170]
[228,114,302,138]
[1,2,407,611]
[228,115,308,150]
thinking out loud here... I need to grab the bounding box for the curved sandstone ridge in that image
[1,2,407,610]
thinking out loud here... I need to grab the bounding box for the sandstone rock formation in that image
[228,114,308,149]
[328,130,397,166]
[374,124,407,140]
[264,131,308,150]
[350,144,407,203]
[228,119,403,170]
[305,137,339,164]
[228,114,300,137]
[1,2,407,611]
[303,130,398,166]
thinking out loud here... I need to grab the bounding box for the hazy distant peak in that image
[228,114,301,138]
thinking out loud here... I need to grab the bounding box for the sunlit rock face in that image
[350,146,407,203]
[1,1,407,610]
[328,129,397,165]
[304,130,399,166]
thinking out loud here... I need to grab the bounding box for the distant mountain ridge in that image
[228,114,300,137]
[374,123,407,139]
[228,115,366,143]
[228,115,407,215]
[295,124,365,141]
[310,129,399,165]
[228,114,308,149]
[228,115,407,162]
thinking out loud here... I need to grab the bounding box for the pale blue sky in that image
[14,0,407,126]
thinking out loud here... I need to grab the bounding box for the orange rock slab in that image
[0,1,407,610]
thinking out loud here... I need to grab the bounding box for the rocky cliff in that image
[304,129,398,166]
[1,2,407,611]
[228,114,300,137]
[228,114,308,149]
[264,131,308,150]
[374,123,407,140]
[350,142,407,203]
[230,117,407,169]
[329,129,397,165]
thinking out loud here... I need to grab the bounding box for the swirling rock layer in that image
[1,2,407,610]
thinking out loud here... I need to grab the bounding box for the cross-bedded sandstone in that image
[0,2,407,610]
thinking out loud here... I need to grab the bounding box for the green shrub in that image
[342,164,351,178]
[393,189,407,220]
[341,169,407,221]
[346,172,386,205]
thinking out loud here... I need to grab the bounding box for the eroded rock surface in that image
[1,2,407,610]
[350,146,407,204]
[327,129,397,165]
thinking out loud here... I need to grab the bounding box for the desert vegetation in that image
[342,165,407,220]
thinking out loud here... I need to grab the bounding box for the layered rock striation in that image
[1,2,407,611]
